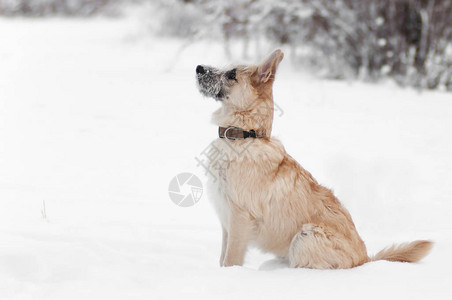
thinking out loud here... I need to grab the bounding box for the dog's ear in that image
[257,49,284,83]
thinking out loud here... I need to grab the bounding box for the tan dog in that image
[195,50,432,269]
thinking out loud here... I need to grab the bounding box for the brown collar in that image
[218,126,262,140]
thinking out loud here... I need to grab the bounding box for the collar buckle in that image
[219,126,260,140]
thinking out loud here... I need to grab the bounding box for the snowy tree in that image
[0,0,120,16]
[149,0,452,90]
[5,0,449,90]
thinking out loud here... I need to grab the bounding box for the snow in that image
[0,16,451,299]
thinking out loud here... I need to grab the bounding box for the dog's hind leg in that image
[288,224,367,269]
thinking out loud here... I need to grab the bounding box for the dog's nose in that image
[196,65,205,74]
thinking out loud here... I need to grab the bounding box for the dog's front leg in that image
[219,226,228,266]
[223,207,252,267]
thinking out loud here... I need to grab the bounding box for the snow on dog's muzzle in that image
[195,65,225,101]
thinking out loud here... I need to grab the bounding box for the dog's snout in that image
[196,65,205,75]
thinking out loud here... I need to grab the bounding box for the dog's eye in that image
[226,69,237,81]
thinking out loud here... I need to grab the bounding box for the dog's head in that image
[196,50,284,135]
[196,49,284,107]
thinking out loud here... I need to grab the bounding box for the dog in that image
[195,49,432,269]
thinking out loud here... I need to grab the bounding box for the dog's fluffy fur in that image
[196,50,433,269]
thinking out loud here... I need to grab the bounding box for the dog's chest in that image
[205,139,233,227]
[205,139,255,226]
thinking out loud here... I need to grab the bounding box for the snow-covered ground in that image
[0,16,451,299]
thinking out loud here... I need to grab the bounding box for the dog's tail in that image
[370,240,433,263]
